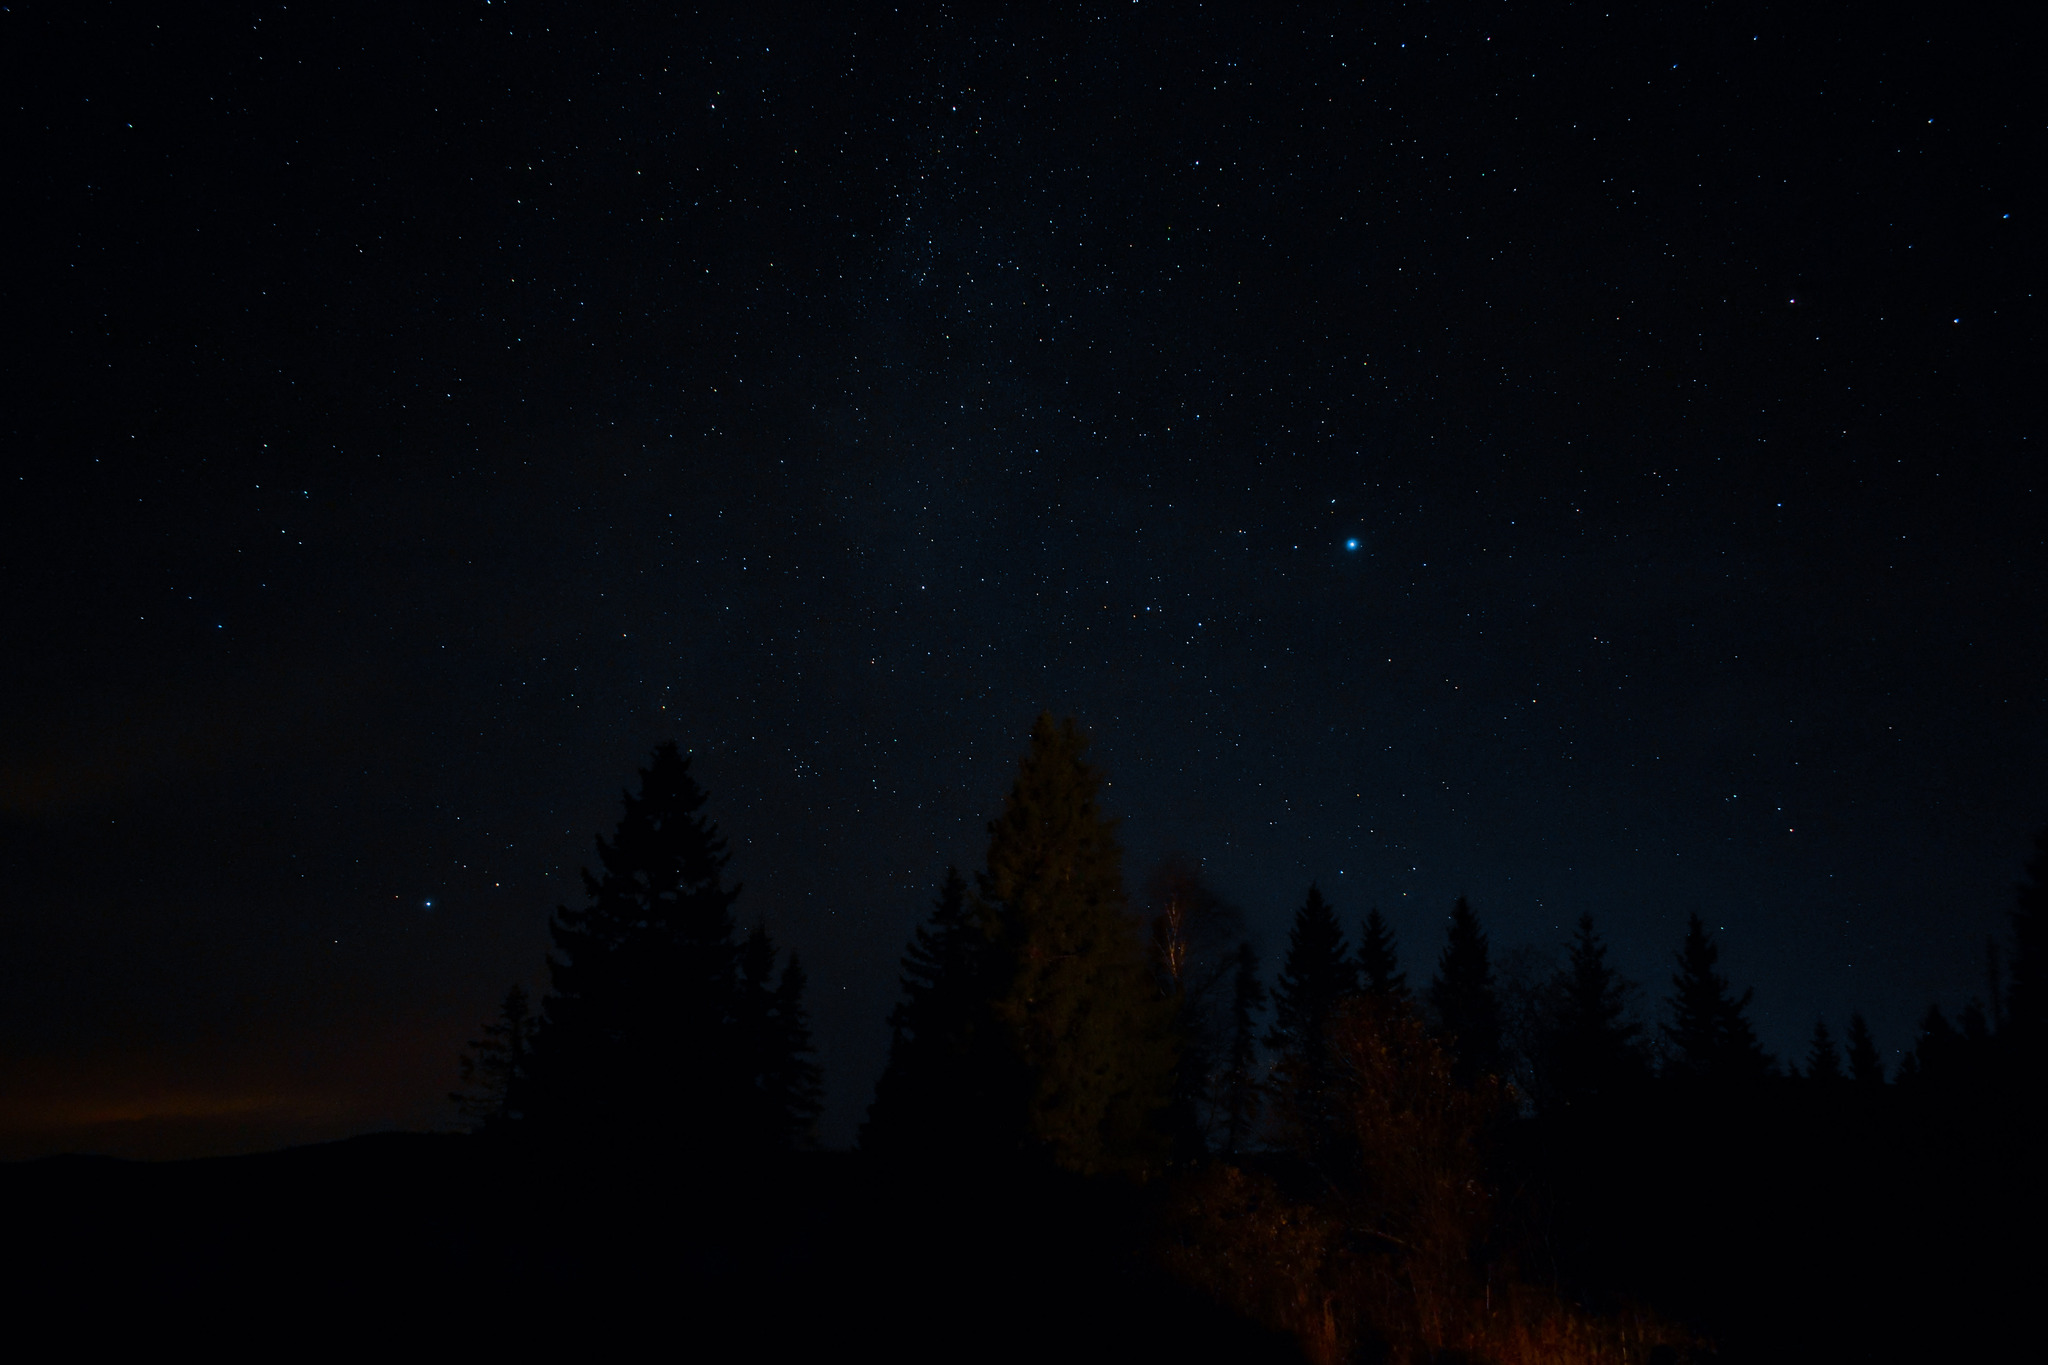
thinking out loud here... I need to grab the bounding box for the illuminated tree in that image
[1428,897,1505,1083]
[981,713,1174,1175]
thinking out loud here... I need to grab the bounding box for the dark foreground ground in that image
[0,1136,1298,1357]
[1511,1084,2040,1364]
[3,1092,2035,1361]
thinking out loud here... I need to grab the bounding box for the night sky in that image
[5,3,2040,1157]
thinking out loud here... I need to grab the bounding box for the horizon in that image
[4,4,2040,1160]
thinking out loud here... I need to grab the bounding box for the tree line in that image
[455,714,2046,1153]
[450,713,2045,1359]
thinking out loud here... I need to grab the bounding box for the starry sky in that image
[4,2,2041,1156]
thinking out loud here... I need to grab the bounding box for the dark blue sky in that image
[4,2,2040,1154]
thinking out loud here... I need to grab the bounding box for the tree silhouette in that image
[1897,1004,1966,1087]
[981,713,1174,1175]
[1844,1012,1885,1085]
[1218,941,1266,1153]
[737,925,824,1148]
[1357,906,1411,1005]
[518,741,816,1148]
[1661,914,1772,1083]
[1803,1018,1844,1083]
[2008,824,2048,1085]
[451,983,539,1129]
[1264,884,1359,1151]
[1538,914,1648,1109]
[1428,897,1505,1083]
[1265,883,1359,1062]
[863,866,1012,1153]
[1146,855,1250,1157]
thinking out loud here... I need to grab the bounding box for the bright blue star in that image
[1345,538,1361,551]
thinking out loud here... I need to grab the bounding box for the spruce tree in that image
[451,983,539,1129]
[1357,906,1411,1005]
[1540,914,1648,1108]
[1428,897,1505,1083]
[736,925,824,1147]
[1661,914,1772,1083]
[1265,883,1359,1060]
[2008,824,2048,1078]
[519,741,817,1149]
[981,713,1174,1175]
[1898,1004,1963,1086]
[1844,1012,1885,1085]
[863,866,1010,1152]
[1219,941,1266,1153]
[1803,1018,1844,1082]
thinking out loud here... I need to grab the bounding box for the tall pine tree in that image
[1844,1012,1885,1085]
[736,925,824,1148]
[1661,914,1772,1083]
[2007,824,2048,1091]
[1897,1004,1965,1086]
[1428,897,1505,1083]
[1539,914,1648,1109]
[1357,906,1411,1005]
[1266,884,1359,1061]
[862,866,1013,1153]
[1218,942,1266,1153]
[981,713,1174,1176]
[1803,1018,1844,1082]
[518,742,818,1149]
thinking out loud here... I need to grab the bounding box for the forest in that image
[6,717,2035,1358]
[421,715,2040,1360]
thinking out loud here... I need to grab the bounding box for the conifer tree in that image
[863,867,1010,1152]
[2007,825,2048,1074]
[1218,941,1266,1153]
[1357,906,1411,1005]
[1145,856,1248,1158]
[518,741,817,1148]
[1428,897,1505,1083]
[1898,1004,1964,1086]
[980,713,1174,1175]
[1539,914,1648,1108]
[1661,914,1772,1083]
[1844,1012,1885,1085]
[1803,1018,1844,1082]
[1266,884,1359,1060]
[737,925,824,1147]
[451,983,539,1129]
